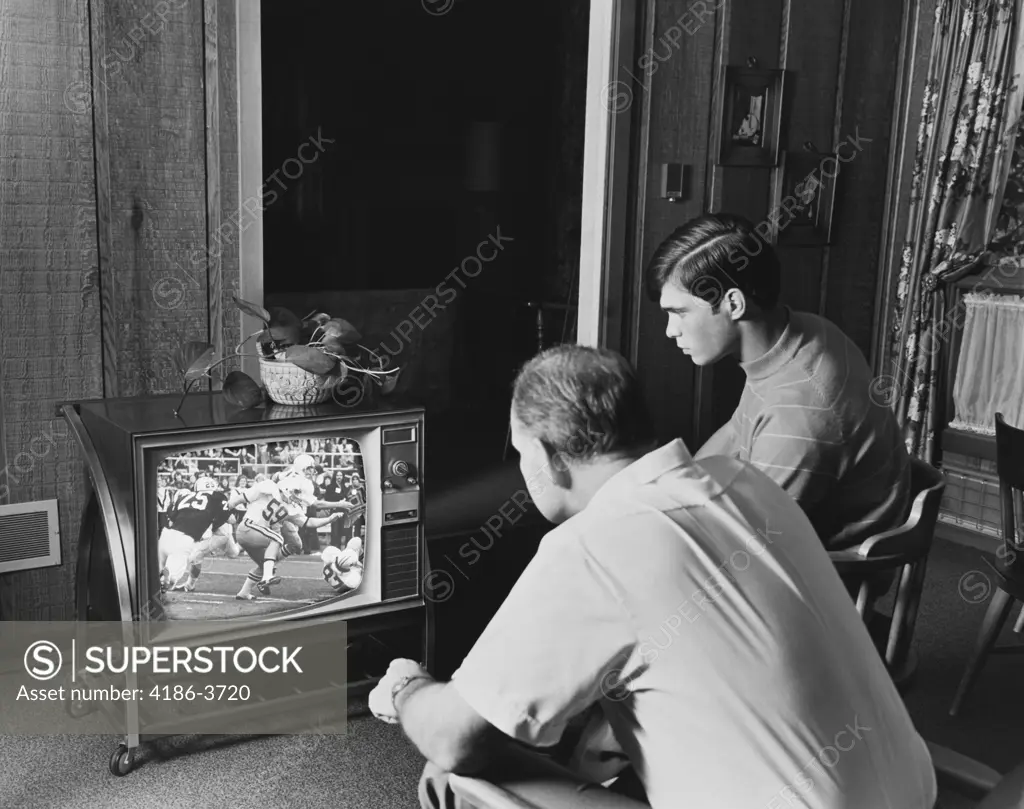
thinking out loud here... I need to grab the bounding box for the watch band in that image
[390,673,431,715]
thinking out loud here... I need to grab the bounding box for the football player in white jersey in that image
[289,453,318,479]
[276,456,357,552]
[227,476,344,600]
[321,537,364,595]
[272,457,318,552]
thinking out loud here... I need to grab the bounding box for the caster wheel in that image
[109,744,134,777]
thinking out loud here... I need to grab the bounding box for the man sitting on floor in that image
[648,212,910,551]
[368,344,936,809]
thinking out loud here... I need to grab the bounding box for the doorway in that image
[242,0,590,476]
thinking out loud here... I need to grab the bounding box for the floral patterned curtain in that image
[989,100,1024,256]
[889,0,1024,462]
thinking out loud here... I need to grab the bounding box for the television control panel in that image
[380,423,421,526]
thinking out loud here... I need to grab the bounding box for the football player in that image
[277,456,358,547]
[228,476,344,600]
[270,453,313,484]
[289,453,318,480]
[276,455,322,553]
[159,476,233,592]
[165,479,194,522]
[321,537,364,595]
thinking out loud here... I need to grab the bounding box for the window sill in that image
[941,426,996,463]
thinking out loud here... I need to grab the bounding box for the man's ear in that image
[723,288,747,320]
[539,438,573,489]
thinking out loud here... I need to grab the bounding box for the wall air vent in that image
[0,500,61,574]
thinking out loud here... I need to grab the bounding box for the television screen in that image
[154,436,371,619]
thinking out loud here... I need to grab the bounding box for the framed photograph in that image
[717,67,787,167]
[773,150,837,246]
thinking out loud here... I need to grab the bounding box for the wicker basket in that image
[258,356,345,406]
[265,403,324,419]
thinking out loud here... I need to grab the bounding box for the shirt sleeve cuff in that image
[451,676,565,749]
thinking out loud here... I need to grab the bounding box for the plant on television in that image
[171,297,399,416]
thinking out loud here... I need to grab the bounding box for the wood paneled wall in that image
[0,0,239,620]
[631,0,718,449]
[0,0,101,619]
[631,0,908,447]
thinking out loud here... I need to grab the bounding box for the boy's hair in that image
[511,345,657,462]
[645,213,781,311]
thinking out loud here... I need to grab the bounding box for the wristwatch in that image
[391,673,432,714]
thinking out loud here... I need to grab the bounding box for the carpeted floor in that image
[1,537,1019,808]
[0,704,426,809]
[899,538,1024,774]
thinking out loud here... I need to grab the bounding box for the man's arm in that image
[396,679,506,774]
[310,498,354,510]
[227,480,276,510]
[376,527,634,774]
[695,418,737,460]
[284,511,343,529]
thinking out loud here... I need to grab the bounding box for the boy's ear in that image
[723,288,747,320]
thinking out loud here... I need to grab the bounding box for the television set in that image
[62,392,426,635]
[58,391,434,774]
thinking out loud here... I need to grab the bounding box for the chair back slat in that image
[1014,489,1024,548]
[995,412,1024,562]
[995,412,1024,490]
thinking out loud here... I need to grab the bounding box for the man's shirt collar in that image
[592,439,720,505]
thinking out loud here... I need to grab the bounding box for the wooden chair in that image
[441,741,1015,808]
[949,412,1024,716]
[828,456,946,691]
[436,743,649,809]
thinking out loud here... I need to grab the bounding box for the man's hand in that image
[368,658,432,724]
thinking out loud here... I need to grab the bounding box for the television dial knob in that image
[390,460,410,478]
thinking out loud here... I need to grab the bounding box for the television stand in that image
[73,486,432,775]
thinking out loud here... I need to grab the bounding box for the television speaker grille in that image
[381,524,419,599]
[0,499,61,574]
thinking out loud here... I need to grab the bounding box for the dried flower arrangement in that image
[171,296,399,416]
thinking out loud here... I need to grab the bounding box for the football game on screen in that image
[154,436,368,619]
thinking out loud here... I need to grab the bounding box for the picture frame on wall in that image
[774,150,837,246]
[717,67,787,167]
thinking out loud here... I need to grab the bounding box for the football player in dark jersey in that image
[161,476,236,592]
